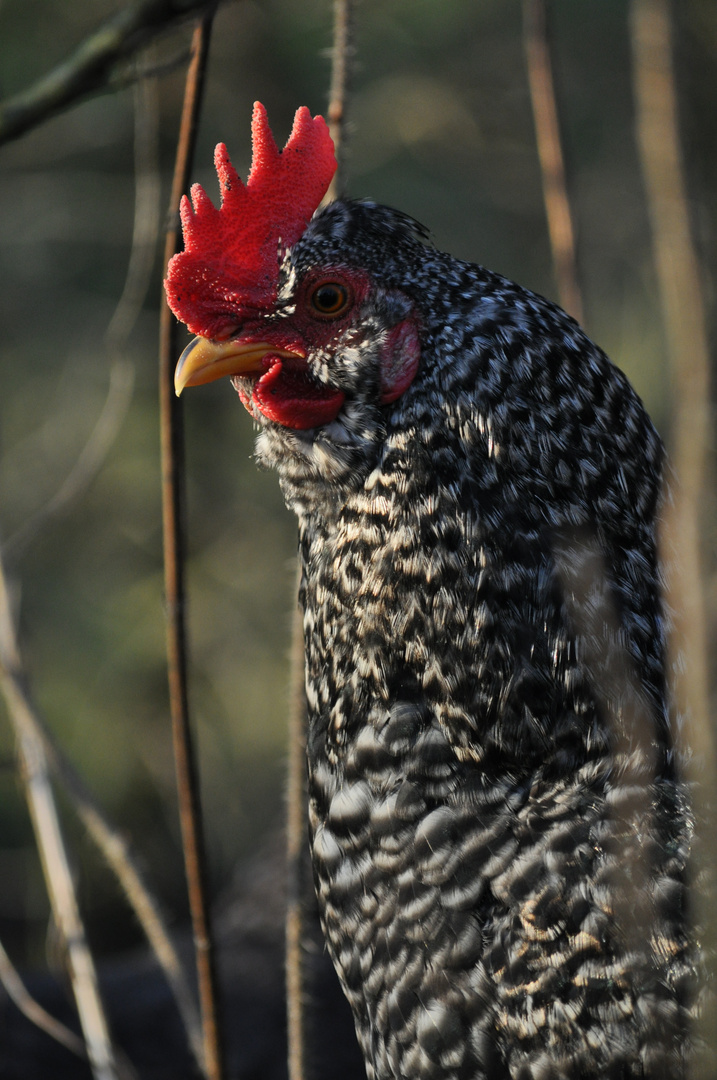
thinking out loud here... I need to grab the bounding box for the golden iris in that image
[311,282,349,316]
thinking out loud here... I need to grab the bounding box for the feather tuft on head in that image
[165,103,337,339]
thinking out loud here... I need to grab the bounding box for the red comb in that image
[165,103,336,339]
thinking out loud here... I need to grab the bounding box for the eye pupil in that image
[317,287,339,308]
[312,283,348,315]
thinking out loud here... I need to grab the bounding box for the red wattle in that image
[251,357,345,430]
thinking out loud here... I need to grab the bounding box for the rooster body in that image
[167,110,694,1080]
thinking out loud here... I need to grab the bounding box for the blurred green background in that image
[0,0,715,967]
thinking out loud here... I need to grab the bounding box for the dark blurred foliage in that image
[0,0,714,974]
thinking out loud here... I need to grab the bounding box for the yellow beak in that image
[174,336,305,395]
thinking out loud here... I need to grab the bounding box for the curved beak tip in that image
[173,335,246,394]
[174,336,306,395]
[174,337,203,395]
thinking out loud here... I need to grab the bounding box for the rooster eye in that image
[310,282,350,317]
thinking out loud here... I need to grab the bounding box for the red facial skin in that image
[237,354,347,430]
[227,267,421,431]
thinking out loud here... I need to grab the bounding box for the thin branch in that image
[106,69,163,350]
[28,699,203,1068]
[0,64,187,1075]
[0,936,88,1059]
[0,557,119,1080]
[522,0,584,324]
[159,16,225,1080]
[3,63,200,1066]
[0,76,202,1056]
[0,0,218,147]
[326,0,356,201]
[631,4,715,1069]
[285,568,309,1080]
[630,0,713,770]
[4,65,163,560]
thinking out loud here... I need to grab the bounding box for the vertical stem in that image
[631,3,715,1069]
[0,560,118,1080]
[43,713,204,1067]
[631,0,713,769]
[285,566,308,1080]
[326,0,355,200]
[523,0,584,324]
[158,15,225,1080]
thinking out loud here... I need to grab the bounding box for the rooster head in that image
[165,104,421,433]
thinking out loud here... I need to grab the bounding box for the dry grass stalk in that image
[631,0,713,770]
[523,0,584,325]
[0,558,119,1080]
[159,14,225,1080]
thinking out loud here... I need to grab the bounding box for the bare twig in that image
[159,16,225,1080]
[5,66,163,560]
[631,4,716,1068]
[31,706,203,1067]
[285,568,309,1080]
[630,0,713,770]
[522,0,584,324]
[0,558,118,1080]
[0,936,87,1059]
[106,69,163,350]
[0,0,217,146]
[107,44,195,106]
[326,0,356,201]
[0,63,201,1069]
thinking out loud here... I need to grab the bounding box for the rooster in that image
[165,104,695,1080]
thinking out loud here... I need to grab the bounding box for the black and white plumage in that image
[177,198,696,1079]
